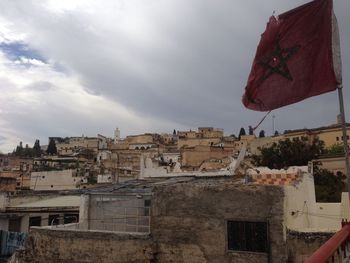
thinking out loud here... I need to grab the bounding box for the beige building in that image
[177,127,224,149]
[56,137,99,156]
[284,122,350,149]
[30,169,87,191]
[126,134,155,144]
[248,135,284,155]
[180,145,234,170]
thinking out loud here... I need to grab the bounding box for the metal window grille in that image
[227,221,268,253]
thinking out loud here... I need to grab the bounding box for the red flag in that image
[242,0,342,111]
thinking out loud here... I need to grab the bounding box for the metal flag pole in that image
[337,85,350,200]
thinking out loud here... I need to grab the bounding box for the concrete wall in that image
[286,230,333,263]
[284,172,349,232]
[284,173,318,231]
[151,181,286,263]
[181,145,233,168]
[30,169,85,191]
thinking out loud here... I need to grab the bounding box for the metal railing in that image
[92,206,150,233]
[305,220,350,263]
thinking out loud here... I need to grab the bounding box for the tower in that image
[114,128,120,143]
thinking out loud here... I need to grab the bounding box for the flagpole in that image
[337,85,350,200]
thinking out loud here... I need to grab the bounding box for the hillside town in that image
[0,117,349,262]
[1,0,349,262]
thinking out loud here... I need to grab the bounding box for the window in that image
[336,137,339,141]
[144,199,151,207]
[29,216,42,227]
[227,221,268,253]
[48,214,60,225]
[64,213,79,224]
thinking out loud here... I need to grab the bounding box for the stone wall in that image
[15,228,154,263]
[286,230,334,263]
[151,179,286,263]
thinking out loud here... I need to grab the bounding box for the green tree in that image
[253,137,325,169]
[47,138,57,155]
[274,130,279,136]
[324,144,345,157]
[314,167,346,202]
[238,127,246,140]
[23,144,33,157]
[33,139,42,157]
[15,141,24,156]
[259,130,265,138]
[248,126,254,135]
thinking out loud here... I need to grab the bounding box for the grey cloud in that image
[0,0,349,147]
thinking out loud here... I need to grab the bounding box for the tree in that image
[253,137,325,169]
[314,167,346,202]
[274,130,279,136]
[259,130,265,138]
[14,141,24,156]
[324,144,344,157]
[238,128,246,140]
[33,139,42,157]
[248,126,254,135]
[47,138,57,155]
[23,144,33,157]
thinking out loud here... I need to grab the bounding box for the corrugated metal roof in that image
[11,195,80,208]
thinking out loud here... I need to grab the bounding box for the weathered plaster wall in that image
[15,228,154,263]
[181,146,233,168]
[286,230,333,263]
[151,180,286,263]
[30,169,83,191]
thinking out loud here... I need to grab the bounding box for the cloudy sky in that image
[0,0,349,153]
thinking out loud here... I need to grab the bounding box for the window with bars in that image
[227,220,268,253]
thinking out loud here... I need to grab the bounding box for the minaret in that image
[114,128,120,143]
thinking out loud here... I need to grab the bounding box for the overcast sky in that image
[0,0,349,153]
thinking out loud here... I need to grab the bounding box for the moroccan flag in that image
[242,0,342,111]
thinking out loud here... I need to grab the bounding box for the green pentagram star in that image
[257,43,300,81]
